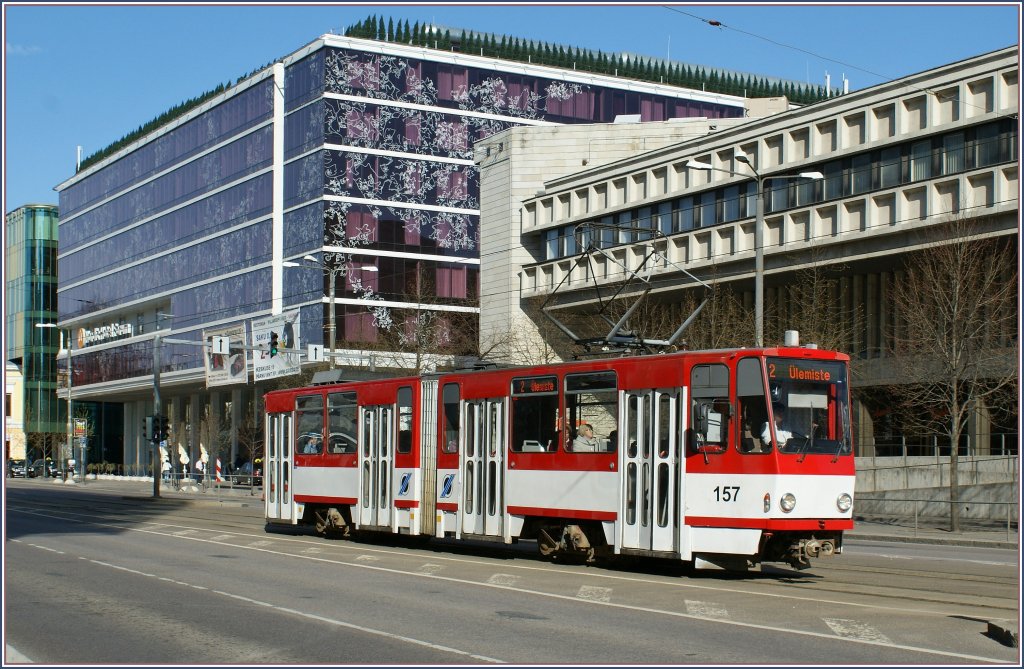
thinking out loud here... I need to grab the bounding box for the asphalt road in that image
[4,480,1020,665]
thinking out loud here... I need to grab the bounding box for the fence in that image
[863,432,1018,458]
[854,496,1018,541]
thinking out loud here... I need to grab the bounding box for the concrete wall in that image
[856,455,1019,492]
[854,455,1019,523]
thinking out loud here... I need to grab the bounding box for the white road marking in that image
[418,563,444,575]
[487,574,519,587]
[824,618,892,644]
[9,508,1011,664]
[685,600,730,619]
[61,554,503,663]
[209,534,236,542]
[355,554,379,562]
[247,540,273,548]
[577,585,612,603]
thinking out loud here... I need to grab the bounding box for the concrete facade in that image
[476,46,1019,453]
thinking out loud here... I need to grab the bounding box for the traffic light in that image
[269,331,279,357]
[156,415,170,442]
[143,415,154,441]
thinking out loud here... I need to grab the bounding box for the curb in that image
[121,495,261,509]
[847,532,1017,550]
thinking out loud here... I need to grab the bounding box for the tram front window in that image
[765,358,852,457]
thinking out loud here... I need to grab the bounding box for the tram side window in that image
[327,391,358,454]
[737,358,770,454]
[510,375,559,453]
[564,371,618,453]
[397,386,413,454]
[296,394,325,455]
[689,364,730,455]
[441,383,460,453]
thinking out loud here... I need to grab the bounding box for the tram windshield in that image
[765,358,852,458]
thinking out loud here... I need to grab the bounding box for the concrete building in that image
[51,31,815,471]
[5,362,26,460]
[476,46,1019,456]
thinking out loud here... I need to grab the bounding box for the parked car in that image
[232,461,262,487]
[28,459,60,478]
[7,459,27,478]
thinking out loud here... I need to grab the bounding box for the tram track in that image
[11,489,1016,622]
[9,484,1019,663]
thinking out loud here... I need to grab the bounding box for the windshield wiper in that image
[796,420,815,463]
[831,438,846,463]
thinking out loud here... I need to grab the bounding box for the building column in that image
[968,399,992,456]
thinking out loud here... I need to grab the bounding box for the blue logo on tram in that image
[440,474,455,498]
[399,473,411,496]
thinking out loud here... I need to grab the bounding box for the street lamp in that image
[285,256,377,369]
[684,158,823,347]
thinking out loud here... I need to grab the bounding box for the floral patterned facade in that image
[56,36,745,390]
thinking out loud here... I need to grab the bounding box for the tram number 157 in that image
[714,486,740,502]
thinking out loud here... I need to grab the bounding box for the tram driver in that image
[761,408,793,448]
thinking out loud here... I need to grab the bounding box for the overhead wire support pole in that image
[152,334,162,498]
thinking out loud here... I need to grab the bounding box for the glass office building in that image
[54,33,755,468]
[5,205,62,450]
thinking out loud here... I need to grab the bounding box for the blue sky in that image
[3,2,1019,210]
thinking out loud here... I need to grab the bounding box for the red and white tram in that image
[263,340,855,571]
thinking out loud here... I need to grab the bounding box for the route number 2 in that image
[714,486,740,502]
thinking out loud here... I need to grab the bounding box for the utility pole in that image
[152,334,161,498]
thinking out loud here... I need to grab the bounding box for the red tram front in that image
[263,343,854,571]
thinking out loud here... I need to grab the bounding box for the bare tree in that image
[197,406,231,482]
[767,256,861,355]
[887,218,1018,532]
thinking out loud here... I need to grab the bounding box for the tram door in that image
[460,399,505,537]
[358,405,393,529]
[620,390,679,552]
[265,412,295,522]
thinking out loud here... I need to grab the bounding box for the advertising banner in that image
[251,309,301,382]
[204,323,249,387]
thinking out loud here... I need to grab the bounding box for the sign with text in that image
[251,310,301,382]
[204,323,248,387]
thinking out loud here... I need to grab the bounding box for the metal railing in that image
[861,433,1019,458]
[854,496,1018,541]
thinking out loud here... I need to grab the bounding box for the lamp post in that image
[684,158,823,347]
[285,256,377,368]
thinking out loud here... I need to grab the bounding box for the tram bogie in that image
[264,343,855,574]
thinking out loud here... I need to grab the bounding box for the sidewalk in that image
[846,516,1018,550]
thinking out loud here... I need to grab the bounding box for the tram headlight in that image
[780,493,797,513]
[837,493,853,513]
